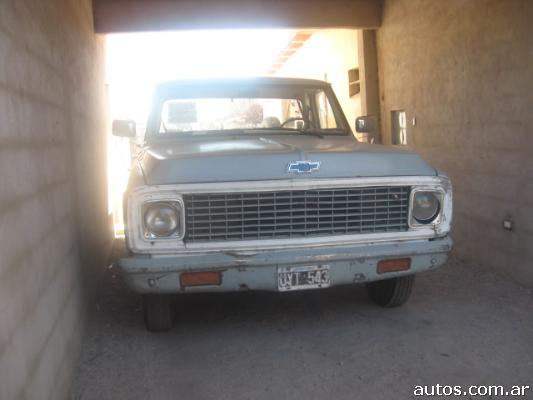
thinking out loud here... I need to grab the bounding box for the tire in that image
[366,275,416,307]
[144,294,174,332]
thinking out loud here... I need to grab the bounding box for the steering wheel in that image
[280,117,314,128]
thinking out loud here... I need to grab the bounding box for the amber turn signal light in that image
[377,258,411,274]
[180,271,222,287]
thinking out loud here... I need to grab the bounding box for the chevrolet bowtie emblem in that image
[287,161,321,174]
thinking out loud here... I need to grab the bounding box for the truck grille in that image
[183,186,411,242]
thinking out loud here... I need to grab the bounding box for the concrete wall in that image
[0,1,111,399]
[377,0,533,285]
[278,30,361,134]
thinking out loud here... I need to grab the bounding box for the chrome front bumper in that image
[118,236,452,294]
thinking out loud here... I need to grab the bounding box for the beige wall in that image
[377,0,533,285]
[0,1,111,399]
[278,30,361,134]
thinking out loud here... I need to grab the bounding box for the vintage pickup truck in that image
[113,77,452,331]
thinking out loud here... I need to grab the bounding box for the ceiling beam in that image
[93,0,382,33]
[267,30,314,75]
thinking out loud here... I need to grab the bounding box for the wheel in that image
[144,294,174,332]
[366,275,416,307]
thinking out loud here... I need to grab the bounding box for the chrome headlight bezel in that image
[142,200,184,239]
[410,188,444,226]
[408,179,452,232]
[126,188,186,253]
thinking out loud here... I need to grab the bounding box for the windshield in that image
[150,85,349,136]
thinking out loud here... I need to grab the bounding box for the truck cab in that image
[113,77,453,331]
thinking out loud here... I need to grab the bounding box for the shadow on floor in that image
[70,240,533,400]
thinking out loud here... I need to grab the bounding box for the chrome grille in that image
[183,186,411,242]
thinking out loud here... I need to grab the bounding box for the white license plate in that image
[277,265,330,292]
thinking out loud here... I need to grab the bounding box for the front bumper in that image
[118,236,452,294]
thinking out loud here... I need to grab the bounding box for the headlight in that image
[143,202,181,237]
[412,191,440,224]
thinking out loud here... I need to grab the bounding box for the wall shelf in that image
[348,67,360,97]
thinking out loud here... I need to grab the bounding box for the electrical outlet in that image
[503,219,513,231]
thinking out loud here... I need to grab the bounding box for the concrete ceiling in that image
[92,0,382,33]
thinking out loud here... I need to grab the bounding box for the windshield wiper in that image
[297,129,325,139]
[277,127,349,138]
[248,127,325,138]
[154,127,347,139]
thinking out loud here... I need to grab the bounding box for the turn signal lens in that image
[377,258,411,274]
[180,271,222,287]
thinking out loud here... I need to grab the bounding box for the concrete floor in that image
[70,244,533,400]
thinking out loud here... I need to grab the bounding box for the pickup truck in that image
[113,77,453,331]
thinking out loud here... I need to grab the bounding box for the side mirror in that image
[355,116,377,133]
[355,115,378,144]
[112,119,136,138]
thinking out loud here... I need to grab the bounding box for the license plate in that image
[277,265,330,292]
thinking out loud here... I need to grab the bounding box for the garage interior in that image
[0,0,531,399]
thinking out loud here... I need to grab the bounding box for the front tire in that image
[144,294,174,332]
[366,275,415,307]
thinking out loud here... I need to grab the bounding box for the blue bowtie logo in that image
[287,161,321,174]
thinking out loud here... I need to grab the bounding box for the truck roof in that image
[154,77,331,91]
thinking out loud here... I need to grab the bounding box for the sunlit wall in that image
[106,29,361,236]
[277,29,361,134]
[106,29,296,235]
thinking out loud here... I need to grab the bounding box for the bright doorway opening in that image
[106,29,360,237]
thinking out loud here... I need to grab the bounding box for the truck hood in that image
[138,135,436,185]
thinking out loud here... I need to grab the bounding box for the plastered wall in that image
[278,30,361,133]
[0,1,111,398]
[377,0,533,285]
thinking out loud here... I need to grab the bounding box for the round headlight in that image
[143,202,179,237]
[412,191,440,224]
